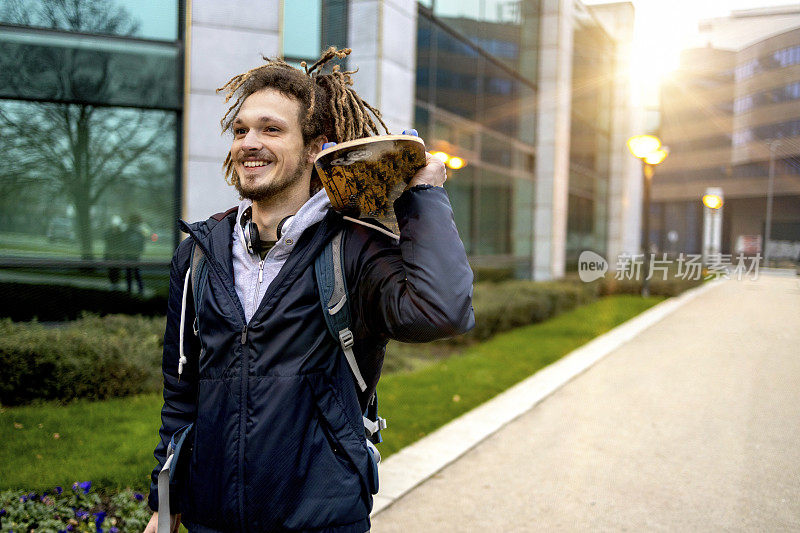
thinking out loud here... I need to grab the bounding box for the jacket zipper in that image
[251,257,265,317]
[179,222,251,529]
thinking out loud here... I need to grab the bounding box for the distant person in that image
[103,215,124,288]
[122,213,146,294]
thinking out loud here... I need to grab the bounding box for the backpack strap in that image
[315,230,367,392]
[363,393,387,443]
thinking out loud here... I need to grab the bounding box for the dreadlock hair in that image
[217,46,390,194]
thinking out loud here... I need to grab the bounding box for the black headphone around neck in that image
[240,206,292,256]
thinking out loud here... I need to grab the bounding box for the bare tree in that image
[0,0,177,259]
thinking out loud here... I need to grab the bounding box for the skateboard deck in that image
[314,134,427,235]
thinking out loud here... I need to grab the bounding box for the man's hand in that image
[143,511,181,533]
[408,151,447,188]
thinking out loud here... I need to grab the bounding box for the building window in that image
[735,44,800,81]
[0,0,178,41]
[0,0,182,263]
[282,0,348,65]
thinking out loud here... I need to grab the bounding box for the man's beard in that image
[234,152,310,202]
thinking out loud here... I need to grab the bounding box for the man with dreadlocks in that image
[145,47,474,533]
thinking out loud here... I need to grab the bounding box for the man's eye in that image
[234,128,246,135]
[265,126,280,133]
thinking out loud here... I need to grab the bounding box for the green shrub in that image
[471,266,515,283]
[454,275,697,344]
[459,280,595,343]
[0,315,165,406]
[597,276,702,297]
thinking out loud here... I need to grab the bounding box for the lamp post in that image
[627,135,668,297]
[701,188,724,264]
[764,140,778,266]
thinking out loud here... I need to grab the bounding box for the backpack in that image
[188,228,387,445]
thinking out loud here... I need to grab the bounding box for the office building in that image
[655,7,800,260]
[0,0,640,303]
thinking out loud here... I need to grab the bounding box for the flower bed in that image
[0,482,150,533]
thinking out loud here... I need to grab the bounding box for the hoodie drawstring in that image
[178,267,191,379]
[342,216,400,242]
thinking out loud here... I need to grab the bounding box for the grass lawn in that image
[0,294,663,492]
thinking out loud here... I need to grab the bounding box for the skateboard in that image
[314,134,427,234]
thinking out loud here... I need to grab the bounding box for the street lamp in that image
[627,135,662,159]
[702,193,723,210]
[627,135,669,297]
[430,150,467,170]
[701,187,724,264]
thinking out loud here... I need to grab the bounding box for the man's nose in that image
[240,129,261,150]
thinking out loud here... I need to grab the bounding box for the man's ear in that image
[306,135,327,164]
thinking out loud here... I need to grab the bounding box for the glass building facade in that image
[414,1,540,274]
[567,8,614,262]
[0,0,183,266]
[2,0,637,321]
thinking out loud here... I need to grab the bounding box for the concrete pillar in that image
[347,0,417,134]
[533,0,574,280]
[184,0,281,222]
[588,3,641,264]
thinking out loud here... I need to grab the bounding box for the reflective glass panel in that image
[283,0,322,60]
[475,170,512,255]
[0,27,180,109]
[444,167,474,254]
[0,0,178,41]
[0,100,178,261]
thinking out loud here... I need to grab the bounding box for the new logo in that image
[578,251,608,282]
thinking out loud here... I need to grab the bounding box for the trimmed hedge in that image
[462,280,595,343]
[0,277,701,406]
[0,315,165,406]
[597,277,702,297]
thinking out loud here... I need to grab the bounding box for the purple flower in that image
[110,528,119,533]
[79,481,91,494]
[95,511,106,526]
[67,526,75,532]
[55,486,63,494]
[0,508,6,516]
[134,492,144,501]
[19,495,27,503]
[75,509,89,519]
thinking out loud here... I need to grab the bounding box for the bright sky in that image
[584,0,800,104]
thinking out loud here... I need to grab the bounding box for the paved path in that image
[372,276,800,532]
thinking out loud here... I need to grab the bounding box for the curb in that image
[371,280,722,516]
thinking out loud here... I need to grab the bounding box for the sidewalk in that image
[371,275,800,531]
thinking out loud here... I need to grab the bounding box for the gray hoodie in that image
[232,189,331,322]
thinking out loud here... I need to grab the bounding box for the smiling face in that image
[230,88,315,202]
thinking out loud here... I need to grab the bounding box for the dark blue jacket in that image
[148,186,475,532]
